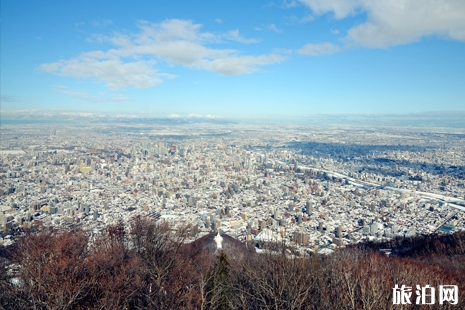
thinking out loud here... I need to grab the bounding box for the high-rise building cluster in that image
[1,121,464,254]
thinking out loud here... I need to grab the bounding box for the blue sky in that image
[2,0,465,120]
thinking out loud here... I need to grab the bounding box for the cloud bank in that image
[40,19,285,89]
[297,42,340,55]
[299,0,465,48]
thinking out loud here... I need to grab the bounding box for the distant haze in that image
[2,111,465,129]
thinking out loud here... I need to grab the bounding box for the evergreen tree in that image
[206,250,234,310]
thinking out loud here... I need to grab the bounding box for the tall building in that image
[294,231,309,245]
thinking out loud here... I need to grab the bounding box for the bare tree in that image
[12,229,92,310]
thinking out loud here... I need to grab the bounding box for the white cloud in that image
[114,114,137,118]
[273,48,293,54]
[41,57,162,89]
[92,19,113,27]
[287,14,315,24]
[40,19,285,88]
[204,54,285,75]
[135,19,218,45]
[215,18,223,23]
[296,42,340,55]
[298,0,359,19]
[165,113,223,119]
[268,24,283,33]
[254,24,284,33]
[53,86,131,103]
[299,0,465,47]
[282,0,300,8]
[224,30,260,44]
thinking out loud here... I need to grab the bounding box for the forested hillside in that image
[1,217,464,310]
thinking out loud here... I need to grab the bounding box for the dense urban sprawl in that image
[2,121,465,254]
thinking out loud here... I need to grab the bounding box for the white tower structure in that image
[214,231,223,249]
